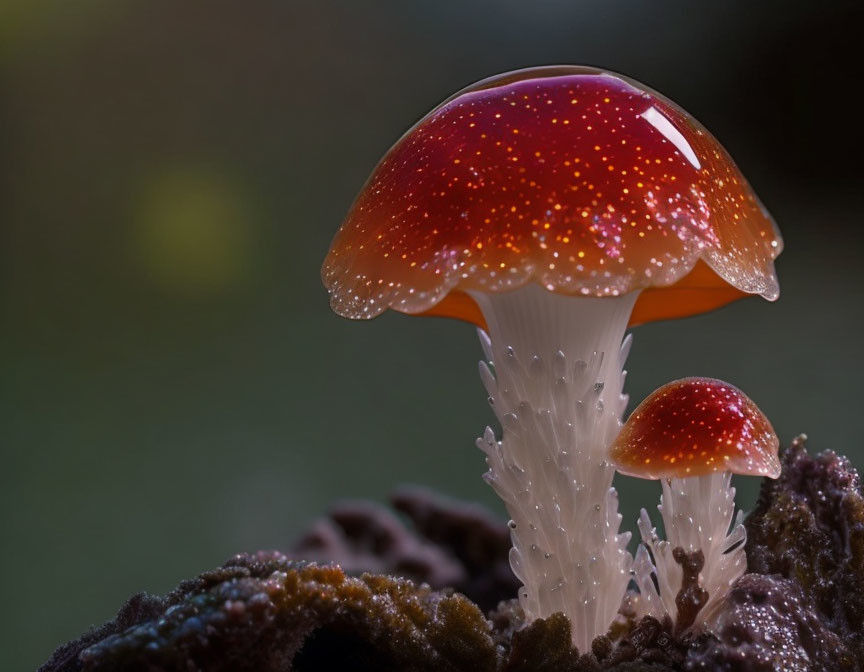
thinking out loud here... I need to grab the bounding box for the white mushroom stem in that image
[632,471,747,628]
[470,284,637,651]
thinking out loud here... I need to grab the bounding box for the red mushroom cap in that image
[610,377,780,480]
[323,66,782,327]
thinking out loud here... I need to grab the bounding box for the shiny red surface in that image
[323,67,782,326]
[610,377,780,480]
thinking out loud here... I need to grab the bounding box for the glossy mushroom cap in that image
[610,377,780,480]
[323,66,782,328]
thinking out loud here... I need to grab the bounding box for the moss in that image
[291,487,518,612]
[44,555,497,672]
[501,613,583,672]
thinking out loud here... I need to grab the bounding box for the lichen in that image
[743,434,864,665]
[41,438,864,671]
[685,573,851,671]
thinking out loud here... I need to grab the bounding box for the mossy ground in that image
[41,438,864,671]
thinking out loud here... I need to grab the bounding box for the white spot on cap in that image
[639,106,701,170]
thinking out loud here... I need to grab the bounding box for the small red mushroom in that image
[610,377,780,628]
[323,66,783,650]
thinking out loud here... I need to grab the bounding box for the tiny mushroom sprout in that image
[322,66,783,650]
[610,377,780,630]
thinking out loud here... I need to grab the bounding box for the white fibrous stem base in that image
[471,285,637,652]
[632,471,747,629]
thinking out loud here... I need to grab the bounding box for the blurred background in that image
[2,1,862,669]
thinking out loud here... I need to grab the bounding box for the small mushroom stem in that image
[471,284,636,651]
[633,471,747,629]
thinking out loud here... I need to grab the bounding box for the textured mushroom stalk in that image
[632,471,746,628]
[473,284,636,650]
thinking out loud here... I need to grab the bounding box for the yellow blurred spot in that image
[132,166,256,296]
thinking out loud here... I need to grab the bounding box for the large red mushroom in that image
[323,66,782,649]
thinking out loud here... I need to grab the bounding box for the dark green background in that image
[2,1,862,669]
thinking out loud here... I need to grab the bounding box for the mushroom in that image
[610,377,780,629]
[322,66,782,649]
